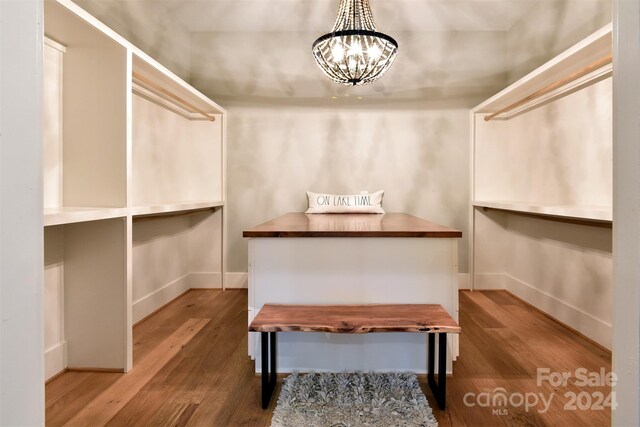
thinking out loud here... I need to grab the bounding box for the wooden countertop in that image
[242,212,462,238]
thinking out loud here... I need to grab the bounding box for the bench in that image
[248,303,461,410]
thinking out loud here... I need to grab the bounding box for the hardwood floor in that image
[46,290,611,426]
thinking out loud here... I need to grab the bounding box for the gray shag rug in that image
[270,372,438,427]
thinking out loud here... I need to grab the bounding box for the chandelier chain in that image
[333,0,376,32]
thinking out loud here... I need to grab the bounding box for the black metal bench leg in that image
[427,333,447,410]
[261,331,277,409]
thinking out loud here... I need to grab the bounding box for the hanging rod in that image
[132,71,215,122]
[132,206,219,222]
[484,54,612,122]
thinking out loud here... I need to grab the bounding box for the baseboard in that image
[473,272,612,349]
[189,272,223,289]
[45,341,67,381]
[66,367,125,373]
[458,273,470,290]
[472,273,507,290]
[133,274,191,323]
[45,368,68,384]
[502,273,612,349]
[134,271,247,323]
[225,272,248,289]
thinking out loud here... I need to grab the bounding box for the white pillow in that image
[306,190,385,214]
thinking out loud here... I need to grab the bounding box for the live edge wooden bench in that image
[248,304,461,410]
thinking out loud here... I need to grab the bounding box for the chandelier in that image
[312,0,398,86]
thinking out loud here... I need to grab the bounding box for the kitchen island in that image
[243,212,461,373]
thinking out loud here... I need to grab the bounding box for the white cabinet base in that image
[248,237,459,374]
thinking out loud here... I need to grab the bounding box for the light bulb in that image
[331,45,344,61]
[368,45,382,61]
[348,41,363,56]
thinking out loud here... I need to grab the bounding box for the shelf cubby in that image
[44,3,127,214]
[132,209,223,323]
[44,218,129,377]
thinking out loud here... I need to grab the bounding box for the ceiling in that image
[167,0,539,33]
[75,0,601,108]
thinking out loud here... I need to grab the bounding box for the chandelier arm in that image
[333,57,355,83]
[352,41,373,83]
[314,46,352,83]
[359,46,396,83]
[313,40,340,82]
[332,52,356,83]
[357,36,378,80]
[356,39,381,83]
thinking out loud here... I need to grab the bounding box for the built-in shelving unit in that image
[470,24,613,350]
[43,0,227,380]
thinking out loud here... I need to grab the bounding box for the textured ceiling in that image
[76,0,603,107]
[168,0,539,32]
[182,0,538,107]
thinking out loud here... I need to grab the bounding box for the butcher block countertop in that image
[242,212,462,238]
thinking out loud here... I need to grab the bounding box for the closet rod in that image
[484,54,612,121]
[132,71,215,122]
[133,207,218,222]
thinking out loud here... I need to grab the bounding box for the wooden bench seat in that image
[249,303,461,410]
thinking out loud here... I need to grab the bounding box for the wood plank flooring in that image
[46,290,611,426]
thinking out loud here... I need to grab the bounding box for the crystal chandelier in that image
[312,0,398,86]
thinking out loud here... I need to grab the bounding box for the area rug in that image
[270,372,438,427]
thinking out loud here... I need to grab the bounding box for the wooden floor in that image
[46,289,611,426]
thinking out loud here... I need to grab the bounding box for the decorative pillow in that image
[306,190,385,214]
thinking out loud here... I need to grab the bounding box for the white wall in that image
[227,106,471,273]
[200,28,510,275]
[0,0,45,424]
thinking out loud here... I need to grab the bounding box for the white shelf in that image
[43,202,226,225]
[44,207,128,226]
[474,24,611,117]
[131,201,225,217]
[473,201,612,223]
